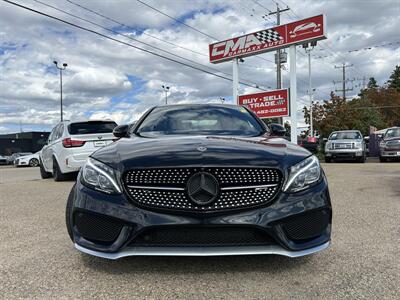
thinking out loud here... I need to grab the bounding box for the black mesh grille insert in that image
[74,212,123,243]
[282,209,330,241]
[124,167,282,212]
[131,226,275,247]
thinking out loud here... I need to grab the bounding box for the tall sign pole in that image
[232,57,239,103]
[289,45,297,144]
[308,49,313,137]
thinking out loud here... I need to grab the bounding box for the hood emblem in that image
[98,136,103,140]
[197,146,207,152]
[187,172,219,205]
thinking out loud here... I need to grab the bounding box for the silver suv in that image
[39,120,117,181]
[324,130,366,163]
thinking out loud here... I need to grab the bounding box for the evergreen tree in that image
[367,77,378,89]
[387,65,400,92]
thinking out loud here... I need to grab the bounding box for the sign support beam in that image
[289,45,297,144]
[232,57,239,104]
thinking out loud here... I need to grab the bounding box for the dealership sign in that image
[209,15,326,63]
[238,89,289,119]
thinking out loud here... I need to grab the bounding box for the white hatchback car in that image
[39,120,117,181]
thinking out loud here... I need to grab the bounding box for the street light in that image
[54,61,68,121]
[161,85,170,105]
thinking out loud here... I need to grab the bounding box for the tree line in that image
[303,65,400,137]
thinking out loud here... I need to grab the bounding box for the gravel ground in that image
[0,162,399,299]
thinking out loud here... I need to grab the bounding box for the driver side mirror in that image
[323,138,328,142]
[269,123,286,137]
[113,124,130,138]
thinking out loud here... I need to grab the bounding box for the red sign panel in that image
[238,89,289,119]
[209,15,326,63]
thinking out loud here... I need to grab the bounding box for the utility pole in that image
[161,85,170,105]
[334,63,353,100]
[53,61,68,121]
[269,3,290,124]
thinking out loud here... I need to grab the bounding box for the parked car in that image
[379,127,400,162]
[324,130,366,163]
[7,152,33,165]
[39,120,118,181]
[298,137,319,154]
[0,155,8,165]
[14,152,40,167]
[66,104,332,259]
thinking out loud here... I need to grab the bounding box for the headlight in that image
[354,142,362,149]
[283,156,321,192]
[325,142,331,151]
[379,141,386,148]
[81,158,122,194]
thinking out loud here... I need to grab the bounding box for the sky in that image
[0,0,399,134]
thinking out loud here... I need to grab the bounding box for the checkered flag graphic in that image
[254,29,283,43]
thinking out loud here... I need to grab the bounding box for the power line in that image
[314,41,400,59]
[65,0,207,57]
[2,0,269,91]
[135,0,216,40]
[136,0,275,64]
[33,0,267,89]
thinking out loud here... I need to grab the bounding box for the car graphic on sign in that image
[289,22,321,38]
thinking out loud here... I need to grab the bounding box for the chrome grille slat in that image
[124,167,282,212]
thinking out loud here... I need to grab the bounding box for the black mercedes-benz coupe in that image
[66,104,332,259]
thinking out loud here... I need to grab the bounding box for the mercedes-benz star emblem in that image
[197,146,207,152]
[187,172,219,205]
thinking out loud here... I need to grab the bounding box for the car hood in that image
[92,135,311,173]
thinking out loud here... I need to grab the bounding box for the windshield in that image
[136,105,264,137]
[68,121,117,135]
[329,131,362,140]
[384,128,400,139]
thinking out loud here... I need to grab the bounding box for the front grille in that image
[333,143,352,149]
[130,226,275,247]
[124,167,282,212]
[282,209,330,241]
[74,212,123,244]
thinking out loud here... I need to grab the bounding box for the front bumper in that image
[69,177,332,259]
[380,150,400,157]
[325,149,363,159]
[75,241,330,258]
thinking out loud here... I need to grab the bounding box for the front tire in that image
[39,158,52,179]
[53,158,68,181]
[325,157,332,163]
[358,153,366,163]
[29,158,39,167]
[379,156,387,163]
[65,185,75,242]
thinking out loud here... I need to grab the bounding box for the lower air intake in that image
[74,212,123,244]
[130,226,275,247]
[282,209,330,241]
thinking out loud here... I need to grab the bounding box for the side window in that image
[48,125,58,143]
[55,124,64,140]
